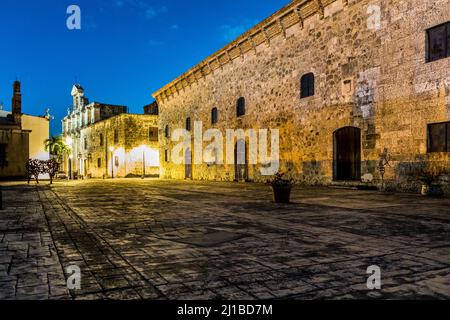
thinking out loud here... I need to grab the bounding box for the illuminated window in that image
[115,156,119,167]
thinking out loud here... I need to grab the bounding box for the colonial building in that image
[62,85,160,179]
[0,81,50,179]
[153,0,450,192]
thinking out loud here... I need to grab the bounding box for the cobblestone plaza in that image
[0,180,448,300]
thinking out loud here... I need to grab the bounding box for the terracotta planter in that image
[272,186,292,203]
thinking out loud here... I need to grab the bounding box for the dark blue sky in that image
[0,0,290,135]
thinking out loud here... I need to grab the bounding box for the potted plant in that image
[417,162,447,197]
[267,171,293,203]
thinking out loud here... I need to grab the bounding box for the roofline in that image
[151,0,334,101]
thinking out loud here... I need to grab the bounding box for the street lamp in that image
[109,146,115,179]
[140,145,146,179]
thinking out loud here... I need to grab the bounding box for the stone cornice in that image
[152,0,342,103]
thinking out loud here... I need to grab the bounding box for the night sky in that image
[0,0,290,136]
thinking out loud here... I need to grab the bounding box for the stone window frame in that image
[211,107,219,125]
[427,121,450,153]
[426,21,450,63]
[236,97,246,117]
[300,72,315,99]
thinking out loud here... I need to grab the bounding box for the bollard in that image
[0,185,3,210]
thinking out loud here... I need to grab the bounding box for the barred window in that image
[428,122,450,152]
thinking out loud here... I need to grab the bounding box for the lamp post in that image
[140,145,146,179]
[109,146,115,179]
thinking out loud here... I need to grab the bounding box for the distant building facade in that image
[153,0,450,193]
[0,81,50,179]
[62,85,159,178]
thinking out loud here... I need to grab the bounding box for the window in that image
[115,156,119,167]
[428,122,450,152]
[165,125,170,138]
[0,144,7,167]
[149,127,158,141]
[97,158,102,168]
[300,73,315,98]
[427,22,450,62]
[211,107,218,124]
[237,97,246,117]
[164,149,169,162]
[84,138,88,150]
[99,133,104,146]
[114,129,119,144]
[186,117,191,131]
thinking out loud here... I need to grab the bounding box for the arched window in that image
[211,107,218,124]
[165,125,170,138]
[236,97,246,117]
[186,117,191,131]
[300,73,315,98]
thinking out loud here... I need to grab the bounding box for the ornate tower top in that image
[12,80,22,125]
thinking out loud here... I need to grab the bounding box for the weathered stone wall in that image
[0,129,30,178]
[154,0,450,192]
[74,114,160,179]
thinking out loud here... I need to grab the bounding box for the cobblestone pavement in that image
[1,179,449,300]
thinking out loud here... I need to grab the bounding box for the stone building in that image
[0,81,50,179]
[62,85,159,178]
[153,0,450,192]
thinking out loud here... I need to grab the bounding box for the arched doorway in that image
[334,127,361,181]
[234,139,248,182]
[185,148,192,180]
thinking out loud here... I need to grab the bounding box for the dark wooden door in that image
[334,127,361,181]
[185,148,192,179]
[234,140,248,182]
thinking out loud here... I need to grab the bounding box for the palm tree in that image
[44,135,71,162]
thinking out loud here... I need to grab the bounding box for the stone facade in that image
[153,0,450,192]
[0,81,49,179]
[62,85,160,179]
[77,114,160,179]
